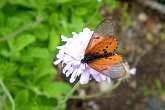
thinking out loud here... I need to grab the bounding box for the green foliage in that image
[0,0,119,109]
[160,34,165,41]
[142,79,165,96]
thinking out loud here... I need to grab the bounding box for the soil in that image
[67,1,165,110]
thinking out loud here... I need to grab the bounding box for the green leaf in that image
[34,64,56,76]
[6,13,32,30]
[29,105,54,110]
[14,34,36,51]
[8,0,42,9]
[19,65,33,77]
[142,87,153,96]
[155,79,162,90]
[75,7,88,16]
[27,47,50,59]
[9,0,30,7]
[48,29,60,52]
[108,0,119,12]
[33,24,49,41]
[15,89,29,105]
[54,0,71,4]
[0,27,12,36]
[57,14,70,37]
[0,12,4,27]
[42,82,71,98]
[17,53,34,63]
[7,37,15,51]
[33,58,56,80]
[155,79,163,93]
[33,0,47,11]
[160,34,165,41]
[17,47,50,63]
[0,49,10,58]
[71,16,84,32]
[0,62,18,80]
[0,0,5,9]
[33,62,57,83]
[48,13,58,26]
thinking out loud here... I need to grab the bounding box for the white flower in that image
[54,28,112,84]
[123,62,136,75]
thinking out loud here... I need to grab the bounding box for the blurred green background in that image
[0,0,165,110]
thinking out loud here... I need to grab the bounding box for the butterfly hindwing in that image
[89,55,126,78]
[85,19,116,54]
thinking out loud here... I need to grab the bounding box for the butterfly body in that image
[82,19,126,78]
[81,52,116,64]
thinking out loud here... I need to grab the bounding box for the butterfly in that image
[81,19,126,78]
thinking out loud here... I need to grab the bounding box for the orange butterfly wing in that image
[87,37,117,54]
[85,19,116,54]
[89,55,126,78]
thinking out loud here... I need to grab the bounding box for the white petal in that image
[61,35,68,41]
[72,32,77,36]
[129,68,136,75]
[90,69,102,82]
[83,28,93,33]
[65,70,73,77]
[99,73,107,80]
[63,62,73,69]
[76,69,83,75]
[72,32,78,39]
[56,51,64,58]
[73,60,81,65]
[106,77,112,84]
[62,68,67,74]
[57,46,64,49]
[63,65,73,74]
[92,74,102,82]
[63,55,72,62]
[90,68,97,73]
[70,70,78,83]
[54,59,62,65]
[80,64,86,70]
[80,71,90,84]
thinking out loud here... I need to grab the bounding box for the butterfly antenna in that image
[64,52,80,61]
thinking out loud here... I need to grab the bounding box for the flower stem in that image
[0,79,15,110]
[70,79,122,100]
[54,81,81,110]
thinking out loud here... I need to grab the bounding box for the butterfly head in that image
[81,54,94,64]
[81,57,88,64]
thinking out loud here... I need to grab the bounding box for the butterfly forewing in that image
[86,37,117,54]
[89,55,126,78]
[85,19,115,54]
